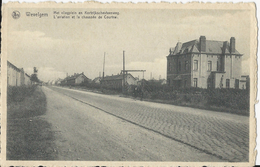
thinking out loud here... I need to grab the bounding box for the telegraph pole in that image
[103,52,105,79]
[122,51,125,94]
[101,52,105,91]
[141,70,144,101]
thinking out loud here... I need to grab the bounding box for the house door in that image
[235,79,239,89]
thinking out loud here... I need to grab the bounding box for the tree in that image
[30,74,39,83]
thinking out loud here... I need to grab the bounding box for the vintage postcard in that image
[1,2,257,166]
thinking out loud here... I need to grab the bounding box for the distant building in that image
[148,79,167,85]
[137,79,148,86]
[167,36,246,89]
[61,72,90,86]
[92,77,102,84]
[102,73,137,89]
[55,78,63,85]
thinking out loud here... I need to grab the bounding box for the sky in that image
[7,7,252,82]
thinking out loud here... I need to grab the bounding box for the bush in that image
[131,85,249,115]
[206,88,249,111]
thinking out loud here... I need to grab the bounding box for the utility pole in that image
[103,52,105,79]
[141,70,144,101]
[120,69,146,100]
[122,51,125,94]
[101,52,105,91]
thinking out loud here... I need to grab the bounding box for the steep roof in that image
[92,77,102,83]
[170,38,241,55]
[93,77,101,81]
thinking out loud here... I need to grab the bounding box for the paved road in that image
[43,86,249,162]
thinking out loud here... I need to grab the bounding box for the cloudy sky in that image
[7,7,252,82]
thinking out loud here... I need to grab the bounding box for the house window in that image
[226,79,230,88]
[185,60,189,71]
[193,78,198,87]
[178,61,181,72]
[193,60,198,71]
[217,61,219,71]
[207,61,212,71]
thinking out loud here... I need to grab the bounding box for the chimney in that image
[230,37,235,53]
[199,36,206,52]
[223,41,228,53]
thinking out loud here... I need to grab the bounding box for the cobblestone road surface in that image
[49,86,249,162]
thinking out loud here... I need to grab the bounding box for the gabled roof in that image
[64,73,88,81]
[93,77,101,80]
[93,77,102,82]
[169,38,241,56]
[103,73,135,81]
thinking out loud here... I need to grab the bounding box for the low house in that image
[102,73,137,89]
[7,61,31,86]
[92,77,102,84]
[62,72,91,86]
[137,79,148,86]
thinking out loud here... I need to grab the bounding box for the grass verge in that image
[7,85,57,160]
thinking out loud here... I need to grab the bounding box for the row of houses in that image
[57,72,138,88]
[55,36,249,91]
[7,61,32,86]
[92,73,167,90]
[55,71,167,90]
[59,36,252,91]
[56,72,91,86]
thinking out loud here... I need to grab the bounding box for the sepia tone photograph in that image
[1,2,257,166]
